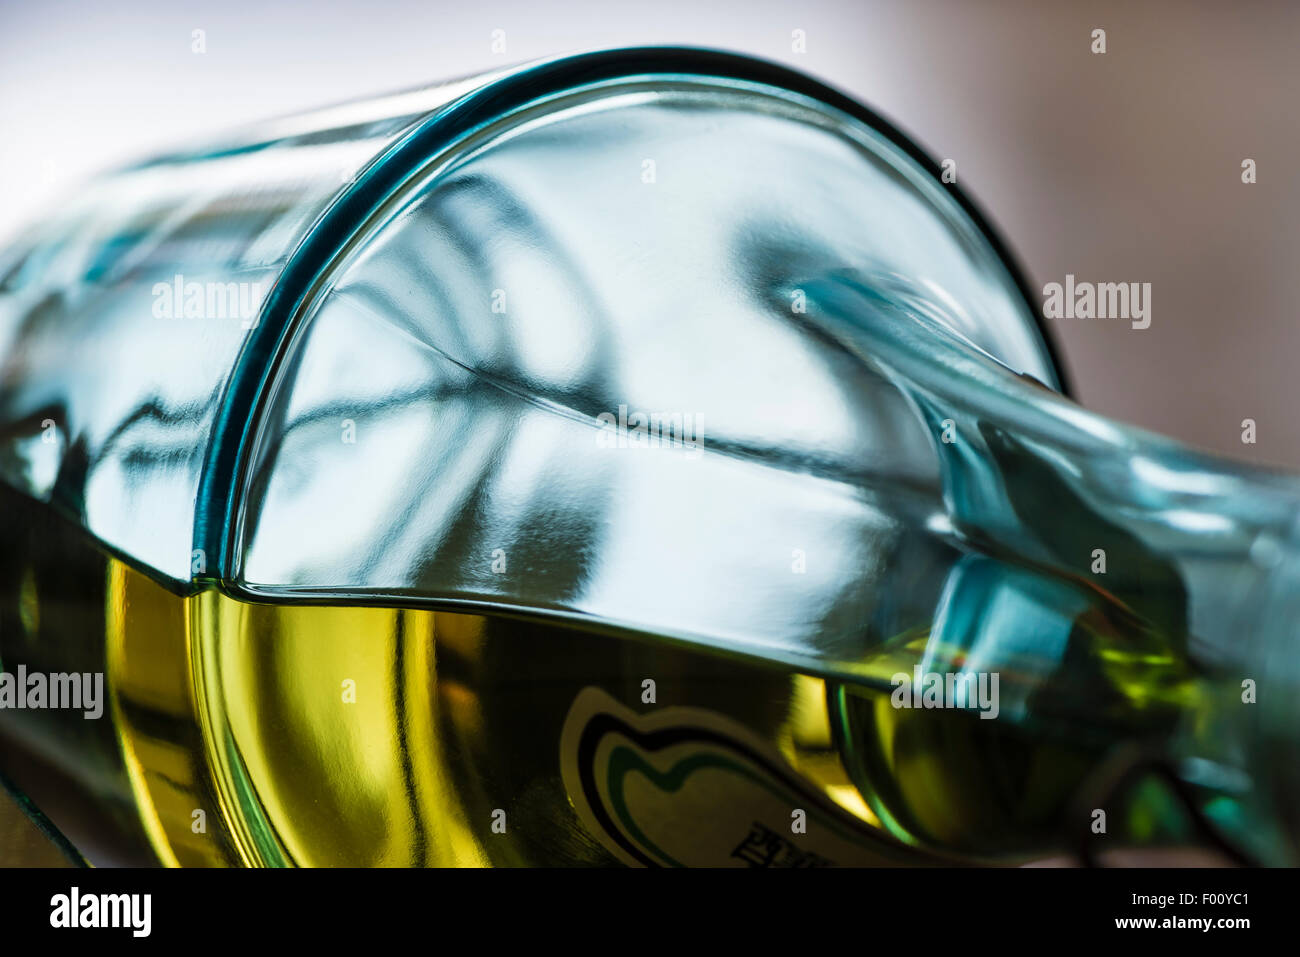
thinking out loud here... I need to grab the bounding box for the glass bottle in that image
[0,47,1294,867]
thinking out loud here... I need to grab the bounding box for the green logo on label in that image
[560,687,920,867]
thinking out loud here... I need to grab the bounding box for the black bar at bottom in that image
[0,865,1286,944]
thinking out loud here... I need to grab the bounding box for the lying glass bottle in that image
[0,48,1295,867]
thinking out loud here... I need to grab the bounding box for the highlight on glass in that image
[0,47,1296,868]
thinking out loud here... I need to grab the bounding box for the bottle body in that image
[0,49,1294,866]
[0,483,1225,867]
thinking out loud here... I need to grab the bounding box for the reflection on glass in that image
[0,50,1294,867]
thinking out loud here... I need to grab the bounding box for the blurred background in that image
[2,0,1299,467]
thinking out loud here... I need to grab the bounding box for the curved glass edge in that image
[0,763,88,867]
[203,45,1066,590]
[0,69,486,589]
[0,47,1061,591]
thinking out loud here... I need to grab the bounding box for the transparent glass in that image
[0,48,1295,867]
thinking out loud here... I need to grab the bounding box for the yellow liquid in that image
[130,570,1199,867]
[1,487,1205,867]
[185,576,888,866]
[1,484,906,867]
[93,557,885,866]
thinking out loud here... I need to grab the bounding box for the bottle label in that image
[559,686,918,867]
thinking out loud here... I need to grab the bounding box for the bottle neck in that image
[809,273,1300,671]
[806,274,1300,863]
